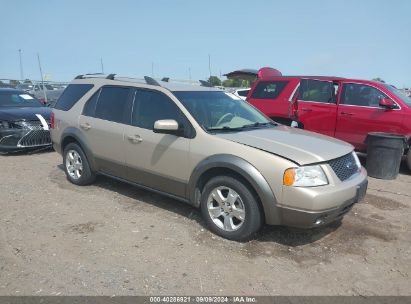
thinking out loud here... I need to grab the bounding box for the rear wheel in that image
[407,149,411,172]
[200,176,262,241]
[63,143,95,185]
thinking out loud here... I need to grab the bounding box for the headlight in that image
[283,165,328,187]
[0,121,10,129]
[352,152,362,170]
[0,121,25,129]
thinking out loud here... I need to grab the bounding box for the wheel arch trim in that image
[61,128,97,172]
[188,154,281,225]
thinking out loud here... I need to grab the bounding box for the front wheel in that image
[407,149,411,172]
[200,176,263,241]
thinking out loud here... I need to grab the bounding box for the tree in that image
[372,77,385,83]
[222,78,250,88]
[207,76,221,86]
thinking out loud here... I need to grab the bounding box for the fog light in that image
[314,219,323,225]
[314,216,327,225]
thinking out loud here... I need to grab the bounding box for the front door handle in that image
[301,109,312,112]
[340,112,354,116]
[80,123,91,130]
[127,135,143,143]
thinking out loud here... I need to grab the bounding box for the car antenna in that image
[144,76,161,86]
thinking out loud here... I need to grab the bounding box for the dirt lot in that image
[0,151,410,296]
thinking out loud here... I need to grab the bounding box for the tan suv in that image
[51,74,368,241]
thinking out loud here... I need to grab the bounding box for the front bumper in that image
[278,168,368,228]
[0,128,52,153]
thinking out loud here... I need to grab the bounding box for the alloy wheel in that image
[65,149,83,180]
[207,186,246,231]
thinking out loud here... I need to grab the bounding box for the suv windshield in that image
[173,91,274,132]
[0,92,43,108]
[383,84,411,107]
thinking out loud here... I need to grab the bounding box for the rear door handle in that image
[340,112,354,116]
[80,123,91,130]
[127,135,143,143]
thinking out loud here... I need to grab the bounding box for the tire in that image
[63,143,96,186]
[407,149,411,172]
[200,175,263,241]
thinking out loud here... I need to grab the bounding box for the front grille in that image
[328,153,359,181]
[18,130,51,148]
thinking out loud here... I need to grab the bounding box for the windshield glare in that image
[0,93,43,107]
[173,91,272,131]
[383,84,411,107]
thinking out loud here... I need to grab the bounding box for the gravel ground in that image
[0,151,410,296]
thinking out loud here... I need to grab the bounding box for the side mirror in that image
[379,98,396,110]
[153,119,181,135]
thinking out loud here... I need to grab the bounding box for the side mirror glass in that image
[379,98,396,110]
[153,119,181,135]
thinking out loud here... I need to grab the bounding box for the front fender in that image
[188,154,281,225]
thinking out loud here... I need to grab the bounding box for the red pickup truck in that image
[225,68,411,170]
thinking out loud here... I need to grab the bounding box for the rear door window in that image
[54,84,94,111]
[341,83,390,108]
[299,79,334,103]
[250,81,288,99]
[94,86,131,123]
[82,89,100,117]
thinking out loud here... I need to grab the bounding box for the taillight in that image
[51,112,55,129]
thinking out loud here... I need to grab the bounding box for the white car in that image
[230,88,250,100]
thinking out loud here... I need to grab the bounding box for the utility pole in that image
[188,67,192,81]
[100,57,104,74]
[151,62,154,77]
[208,54,212,80]
[18,49,24,80]
[37,52,48,104]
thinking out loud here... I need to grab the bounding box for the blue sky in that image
[1,0,410,87]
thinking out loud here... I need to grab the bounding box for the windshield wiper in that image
[206,126,242,132]
[239,122,276,129]
[206,122,275,133]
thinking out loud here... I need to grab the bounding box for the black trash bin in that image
[365,132,406,180]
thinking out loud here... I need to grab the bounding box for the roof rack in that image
[144,76,161,86]
[73,74,217,89]
[74,73,114,80]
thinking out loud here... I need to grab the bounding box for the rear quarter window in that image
[250,81,288,99]
[54,84,94,111]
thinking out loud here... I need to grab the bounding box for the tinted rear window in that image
[299,79,334,103]
[250,81,288,99]
[94,86,131,123]
[54,84,94,111]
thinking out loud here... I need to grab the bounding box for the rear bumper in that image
[277,170,368,228]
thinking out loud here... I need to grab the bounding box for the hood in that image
[216,126,353,165]
[0,107,52,122]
